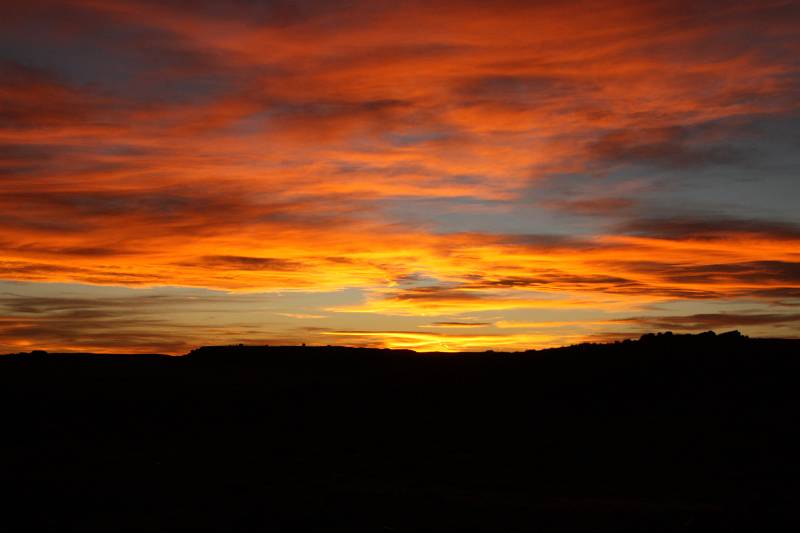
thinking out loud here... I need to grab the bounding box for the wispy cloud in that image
[615,312,800,331]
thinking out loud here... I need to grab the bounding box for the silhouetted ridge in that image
[4,330,800,532]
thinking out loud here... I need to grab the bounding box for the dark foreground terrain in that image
[3,331,800,532]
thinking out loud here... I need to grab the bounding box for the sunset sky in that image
[1,0,799,353]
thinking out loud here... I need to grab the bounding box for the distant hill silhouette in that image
[3,331,800,532]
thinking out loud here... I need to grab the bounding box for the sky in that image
[1,0,799,353]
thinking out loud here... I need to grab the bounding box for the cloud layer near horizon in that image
[1,0,799,352]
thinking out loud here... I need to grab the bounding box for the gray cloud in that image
[619,216,800,241]
[588,125,751,170]
[616,312,800,331]
[186,255,303,271]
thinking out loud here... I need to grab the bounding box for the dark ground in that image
[2,331,800,531]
